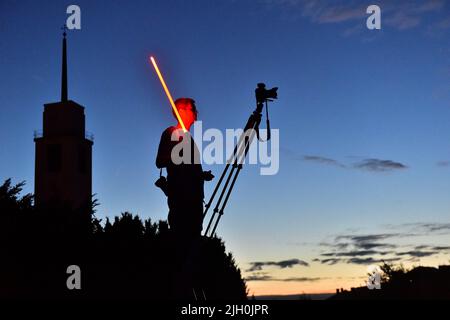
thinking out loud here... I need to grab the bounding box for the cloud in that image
[353,242,397,250]
[384,222,450,233]
[314,5,365,24]
[336,233,401,243]
[408,222,450,233]
[245,272,323,282]
[314,256,401,265]
[437,161,450,167]
[413,0,445,13]
[432,246,450,251]
[347,257,400,265]
[302,155,346,168]
[384,11,421,30]
[313,258,341,265]
[245,273,273,281]
[282,277,323,282]
[367,0,446,31]
[264,0,449,33]
[318,239,398,256]
[321,250,384,257]
[265,0,366,24]
[353,159,408,172]
[317,234,399,265]
[246,258,309,272]
[284,149,408,173]
[315,222,450,265]
[341,24,364,37]
[333,250,387,257]
[396,250,435,258]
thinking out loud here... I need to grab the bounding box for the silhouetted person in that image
[156,98,213,238]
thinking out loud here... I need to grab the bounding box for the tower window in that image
[47,144,62,172]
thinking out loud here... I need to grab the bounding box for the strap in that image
[257,101,271,142]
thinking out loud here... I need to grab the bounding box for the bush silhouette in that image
[0,179,247,299]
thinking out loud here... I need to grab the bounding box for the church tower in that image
[34,29,93,211]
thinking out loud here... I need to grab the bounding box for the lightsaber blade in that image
[150,56,187,132]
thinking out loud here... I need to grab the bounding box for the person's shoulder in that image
[161,126,176,137]
[164,126,177,133]
[161,126,185,142]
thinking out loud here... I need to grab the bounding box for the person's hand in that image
[203,170,214,181]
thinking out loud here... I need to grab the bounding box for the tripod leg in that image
[204,112,262,237]
[210,164,242,236]
[203,125,251,236]
[204,164,236,236]
[207,130,255,237]
[209,128,257,237]
[203,163,229,217]
[203,113,259,219]
[204,130,251,236]
[202,289,207,300]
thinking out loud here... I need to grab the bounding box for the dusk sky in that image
[1,0,450,295]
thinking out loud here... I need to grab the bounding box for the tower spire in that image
[61,25,68,102]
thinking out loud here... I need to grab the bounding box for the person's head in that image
[174,97,198,130]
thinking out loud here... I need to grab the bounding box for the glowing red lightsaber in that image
[150,56,187,132]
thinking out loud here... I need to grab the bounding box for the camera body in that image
[155,175,168,196]
[255,83,278,104]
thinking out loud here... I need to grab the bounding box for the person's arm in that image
[156,129,172,169]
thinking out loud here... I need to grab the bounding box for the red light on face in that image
[150,56,187,132]
[175,99,197,129]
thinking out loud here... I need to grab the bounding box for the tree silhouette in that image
[332,261,450,300]
[0,179,247,299]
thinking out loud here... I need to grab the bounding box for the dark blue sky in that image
[1,0,450,294]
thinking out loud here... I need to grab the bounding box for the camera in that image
[255,83,278,104]
[155,175,168,196]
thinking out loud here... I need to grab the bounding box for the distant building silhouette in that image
[34,29,93,211]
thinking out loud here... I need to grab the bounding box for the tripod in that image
[203,83,277,238]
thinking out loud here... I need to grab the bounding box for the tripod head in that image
[253,83,278,141]
[255,83,278,113]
